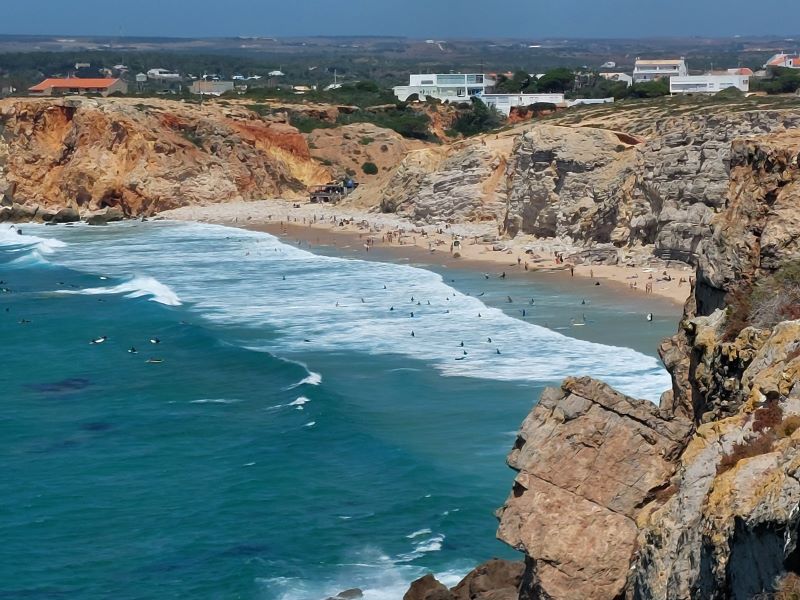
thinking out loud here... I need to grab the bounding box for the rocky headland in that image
[0,97,328,222]
[406,124,800,599]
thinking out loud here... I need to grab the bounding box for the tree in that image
[537,68,575,93]
[448,97,504,137]
[361,161,379,175]
[495,70,532,93]
[625,79,670,98]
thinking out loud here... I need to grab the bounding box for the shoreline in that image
[158,200,693,307]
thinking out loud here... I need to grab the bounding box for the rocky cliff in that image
[0,97,328,220]
[376,104,800,267]
[408,127,800,599]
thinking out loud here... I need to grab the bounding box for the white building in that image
[393,73,496,102]
[190,80,235,96]
[633,58,688,83]
[669,73,750,95]
[599,72,633,87]
[480,93,565,116]
[147,68,182,82]
[565,97,615,108]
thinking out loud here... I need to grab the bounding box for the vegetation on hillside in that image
[447,97,504,137]
[724,260,800,341]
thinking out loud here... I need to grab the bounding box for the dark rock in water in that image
[403,574,451,600]
[29,377,91,393]
[450,559,523,600]
[402,560,523,600]
[326,589,363,600]
[86,207,125,226]
[51,207,80,224]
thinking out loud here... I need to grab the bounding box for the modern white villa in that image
[633,58,688,83]
[480,93,566,116]
[393,73,496,102]
[669,73,750,95]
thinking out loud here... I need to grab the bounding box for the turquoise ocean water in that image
[0,222,675,599]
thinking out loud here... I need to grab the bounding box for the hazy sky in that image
[0,0,797,39]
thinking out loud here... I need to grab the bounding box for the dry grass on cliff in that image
[771,572,800,600]
[717,401,800,475]
[723,260,800,341]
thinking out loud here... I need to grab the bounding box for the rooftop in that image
[29,78,120,91]
[635,59,685,65]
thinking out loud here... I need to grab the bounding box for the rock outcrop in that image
[494,127,800,599]
[0,97,328,219]
[377,136,512,224]
[404,559,524,600]
[407,124,800,600]
[377,106,800,267]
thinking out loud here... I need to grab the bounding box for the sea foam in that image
[19,221,671,401]
[59,275,182,306]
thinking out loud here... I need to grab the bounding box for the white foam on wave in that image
[189,398,242,404]
[285,371,322,390]
[58,275,182,306]
[406,528,431,539]
[29,221,671,402]
[0,225,67,255]
[260,547,469,600]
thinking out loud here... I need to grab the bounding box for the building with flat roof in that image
[393,73,496,102]
[479,93,565,116]
[190,80,235,96]
[633,58,688,83]
[669,73,749,95]
[28,78,127,97]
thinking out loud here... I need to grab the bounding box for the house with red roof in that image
[764,53,800,69]
[28,77,128,97]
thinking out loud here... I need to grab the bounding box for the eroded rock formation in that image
[0,97,328,219]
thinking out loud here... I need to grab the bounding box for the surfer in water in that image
[647,312,653,322]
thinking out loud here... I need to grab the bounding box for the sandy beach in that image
[158,199,695,306]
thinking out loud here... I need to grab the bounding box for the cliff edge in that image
[408,126,800,599]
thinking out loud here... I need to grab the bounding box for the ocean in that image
[0,221,675,599]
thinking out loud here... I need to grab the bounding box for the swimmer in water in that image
[647,312,653,322]
[411,331,415,337]
[460,341,464,347]
[128,347,137,354]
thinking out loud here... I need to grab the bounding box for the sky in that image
[0,0,797,39]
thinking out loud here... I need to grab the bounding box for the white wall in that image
[670,75,749,94]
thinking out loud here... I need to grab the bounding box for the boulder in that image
[450,559,523,600]
[85,207,125,225]
[51,207,80,223]
[403,574,452,600]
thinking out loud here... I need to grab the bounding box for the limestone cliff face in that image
[490,128,800,600]
[0,97,328,219]
[377,137,512,225]
[378,108,800,267]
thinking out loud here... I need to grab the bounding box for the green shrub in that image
[360,136,374,145]
[448,97,504,137]
[288,112,335,133]
[361,161,378,175]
